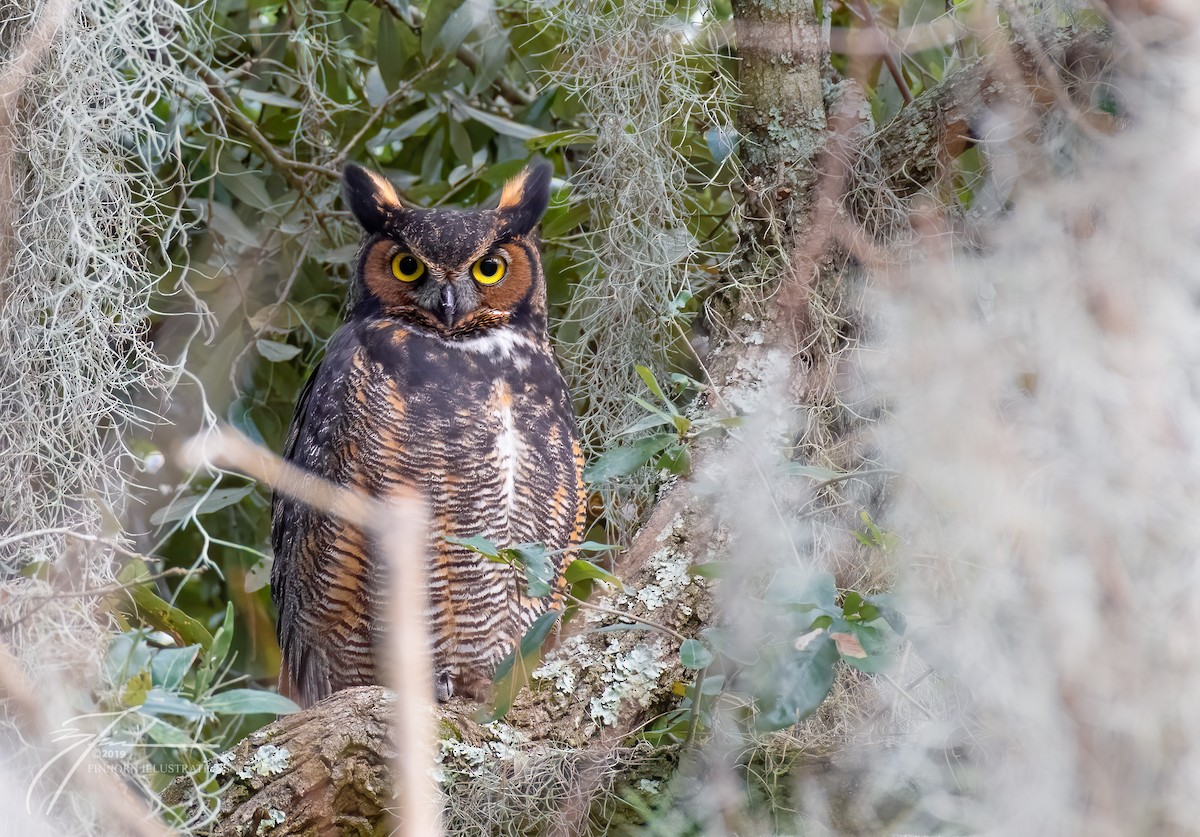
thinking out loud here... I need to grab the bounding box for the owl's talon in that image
[435,670,455,703]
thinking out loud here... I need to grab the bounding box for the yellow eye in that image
[391,252,425,282]
[471,255,507,285]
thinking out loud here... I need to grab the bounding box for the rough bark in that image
[868,26,1117,203]
[732,0,828,248]
[164,687,397,836]
[176,21,1114,837]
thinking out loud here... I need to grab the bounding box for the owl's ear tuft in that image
[343,163,403,234]
[497,159,552,237]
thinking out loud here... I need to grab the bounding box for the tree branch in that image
[188,59,341,190]
[868,26,1115,200]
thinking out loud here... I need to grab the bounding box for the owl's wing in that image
[270,327,362,707]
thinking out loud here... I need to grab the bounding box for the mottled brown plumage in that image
[271,161,585,707]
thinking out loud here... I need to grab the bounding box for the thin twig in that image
[566,594,690,646]
[881,672,937,720]
[188,58,341,188]
[849,0,914,106]
[21,568,192,601]
[0,527,149,561]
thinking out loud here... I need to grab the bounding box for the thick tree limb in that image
[869,26,1116,201]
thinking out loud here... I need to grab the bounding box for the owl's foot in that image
[434,668,455,703]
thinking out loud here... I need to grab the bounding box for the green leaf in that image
[255,339,301,362]
[228,396,266,446]
[151,484,256,526]
[635,365,669,403]
[197,602,235,695]
[657,443,691,476]
[216,148,275,211]
[150,646,199,691]
[701,626,758,666]
[483,609,560,722]
[381,106,440,145]
[244,556,272,593]
[628,395,677,425]
[479,157,528,186]
[764,569,838,617]
[203,689,301,716]
[837,621,893,673]
[540,200,590,240]
[445,534,501,559]
[144,718,196,749]
[564,558,624,591]
[217,170,274,211]
[204,201,261,250]
[210,602,235,664]
[116,563,214,651]
[447,117,473,166]
[501,542,554,598]
[584,433,676,483]
[695,673,726,697]
[419,0,457,56]
[524,129,597,152]
[237,88,304,109]
[141,688,211,721]
[431,2,475,57]
[458,104,547,141]
[469,27,509,95]
[617,412,675,437]
[753,635,839,731]
[679,638,714,670]
[376,11,408,90]
[865,593,907,635]
[841,590,880,623]
[122,669,152,707]
[105,632,153,686]
[577,541,619,553]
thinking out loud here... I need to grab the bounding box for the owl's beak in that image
[439,284,457,328]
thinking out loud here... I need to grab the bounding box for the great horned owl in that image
[271,161,586,707]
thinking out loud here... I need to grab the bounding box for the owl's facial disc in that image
[345,160,553,334]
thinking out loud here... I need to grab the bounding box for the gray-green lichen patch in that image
[209,750,236,777]
[255,808,287,835]
[435,722,529,781]
[232,743,290,779]
[587,638,668,726]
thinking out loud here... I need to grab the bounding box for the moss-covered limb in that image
[868,25,1114,203]
[164,687,397,836]
[506,494,720,746]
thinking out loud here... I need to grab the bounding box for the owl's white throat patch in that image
[450,328,534,370]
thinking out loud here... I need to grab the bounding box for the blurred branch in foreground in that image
[181,428,439,837]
